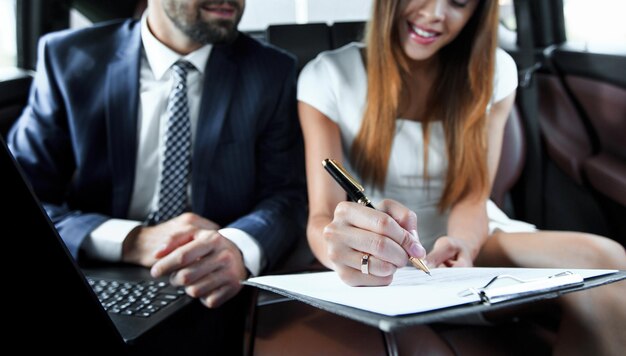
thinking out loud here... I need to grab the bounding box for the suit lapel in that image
[192,44,237,212]
[105,23,141,217]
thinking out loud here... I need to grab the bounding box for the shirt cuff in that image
[83,219,142,262]
[218,227,264,276]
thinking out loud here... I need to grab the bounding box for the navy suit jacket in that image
[8,19,306,271]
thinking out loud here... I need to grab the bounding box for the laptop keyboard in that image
[87,277,186,318]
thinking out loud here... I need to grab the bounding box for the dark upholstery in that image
[583,154,626,207]
[537,73,592,184]
[266,21,367,72]
[330,21,365,48]
[134,0,147,18]
[266,23,331,73]
[491,105,526,210]
[567,75,626,207]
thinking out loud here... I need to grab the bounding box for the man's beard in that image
[164,0,243,44]
[185,17,240,44]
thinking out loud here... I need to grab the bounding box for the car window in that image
[0,0,17,69]
[563,0,626,52]
[499,0,516,31]
[240,0,372,31]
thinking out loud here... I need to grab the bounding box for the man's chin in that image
[210,28,238,44]
[208,21,239,42]
[186,22,238,44]
[213,31,238,44]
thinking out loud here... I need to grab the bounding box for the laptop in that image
[2,136,193,352]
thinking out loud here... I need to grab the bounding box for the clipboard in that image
[245,267,625,333]
[457,271,584,304]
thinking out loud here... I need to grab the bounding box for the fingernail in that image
[407,230,425,258]
[409,242,426,258]
[411,230,420,243]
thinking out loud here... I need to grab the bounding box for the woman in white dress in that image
[298,0,625,354]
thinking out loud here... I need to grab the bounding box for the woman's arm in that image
[298,101,345,268]
[428,92,516,267]
[298,101,426,285]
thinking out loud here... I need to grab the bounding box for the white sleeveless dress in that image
[298,42,535,251]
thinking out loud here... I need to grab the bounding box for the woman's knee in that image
[476,231,625,269]
[574,233,626,269]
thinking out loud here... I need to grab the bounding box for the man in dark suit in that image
[8,0,304,348]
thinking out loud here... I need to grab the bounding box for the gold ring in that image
[360,253,370,275]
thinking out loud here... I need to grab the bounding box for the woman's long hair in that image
[351,0,500,210]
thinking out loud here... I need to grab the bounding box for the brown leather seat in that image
[537,73,593,184]
[491,105,526,211]
[566,75,626,207]
[250,299,388,356]
[248,293,554,355]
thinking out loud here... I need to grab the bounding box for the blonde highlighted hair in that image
[351,0,500,210]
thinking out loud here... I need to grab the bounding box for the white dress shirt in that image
[82,14,264,276]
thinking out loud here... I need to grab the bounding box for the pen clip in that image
[323,158,375,209]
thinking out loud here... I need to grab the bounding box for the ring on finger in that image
[360,253,371,275]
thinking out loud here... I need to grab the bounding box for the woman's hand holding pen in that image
[323,199,426,286]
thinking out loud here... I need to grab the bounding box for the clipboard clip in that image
[458,271,578,305]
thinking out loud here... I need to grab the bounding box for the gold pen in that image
[322,158,431,276]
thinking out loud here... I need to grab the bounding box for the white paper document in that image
[246,267,616,316]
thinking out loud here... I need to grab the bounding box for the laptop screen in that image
[2,136,126,353]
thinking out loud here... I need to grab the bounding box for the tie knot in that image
[171,60,195,82]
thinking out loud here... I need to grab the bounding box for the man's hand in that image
[150,230,248,308]
[122,213,220,267]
